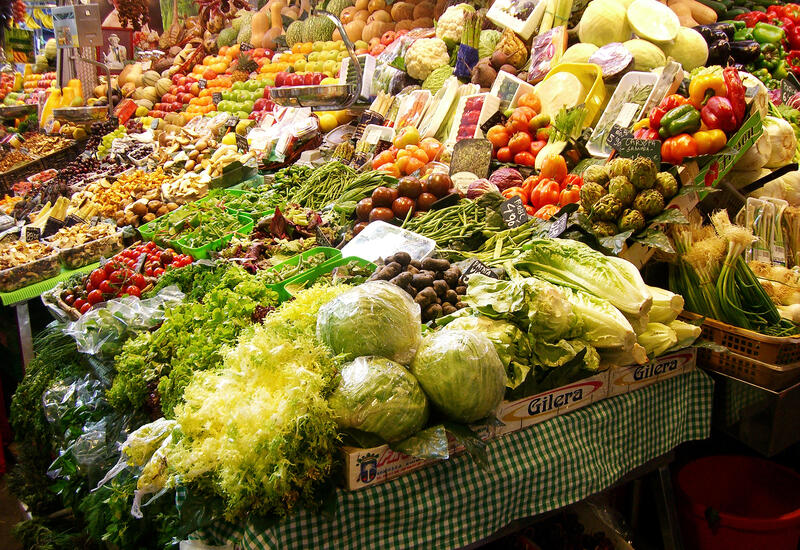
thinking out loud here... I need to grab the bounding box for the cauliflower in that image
[435,4,473,43]
[405,38,450,81]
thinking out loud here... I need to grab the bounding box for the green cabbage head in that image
[410,329,506,423]
[316,281,422,365]
[328,356,429,443]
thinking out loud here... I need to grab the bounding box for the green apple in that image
[313,41,324,52]
[308,52,319,62]
[235,110,249,119]
[242,100,254,113]
[323,60,339,74]
[354,40,367,50]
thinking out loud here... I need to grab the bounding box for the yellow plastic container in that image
[541,62,606,127]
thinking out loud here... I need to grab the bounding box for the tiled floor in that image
[0,477,25,550]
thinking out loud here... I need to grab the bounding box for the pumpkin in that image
[390,2,414,21]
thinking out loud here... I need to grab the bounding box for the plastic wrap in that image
[42,376,106,435]
[316,281,422,365]
[63,286,185,359]
[410,329,506,423]
[132,433,174,518]
[95,418,178,489]
[328,356,429,443]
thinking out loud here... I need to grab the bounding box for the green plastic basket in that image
[219,188,276,221]
[175,213,254,260]
[280,256,376,299]
[262,247,342,284]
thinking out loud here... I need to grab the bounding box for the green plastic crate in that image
[262,247,342,284]
[219,188,276,221]
[280,256,376,299]
[175,213,254,260]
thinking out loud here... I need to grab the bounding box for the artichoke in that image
[592,221,618,237]
[592,194,624,222]
[606,157,632,180]
[582,164,610,187]
[608,176,636,206]
[630,157,658,190]
[580,181,607,211]
[654,171,679,199]
[618,209,646,233]
[632,189,665,218]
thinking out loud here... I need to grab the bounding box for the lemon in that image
[331,110,351,124]
[318,113,338,132]
[221,132,237,146]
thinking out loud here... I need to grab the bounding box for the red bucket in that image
[676,455,800,550]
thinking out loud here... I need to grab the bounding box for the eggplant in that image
[707,39,732,67]
[694,25,717,43]
[729,40,761,64]
[708,29,729,43]
[705,22,736,40]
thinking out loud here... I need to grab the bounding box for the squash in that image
[354,9,370,21]
[667,0,698,27]
[411,16,433,28]
[368,10,392,23]
[391,2,414,21]
[340,6,357,23]
[362,20,392,42]
[251,4,270,48]
[344,19,366,41]
[395,19,415,31]
[155,77,171,96]
[118,62,143,87]
[413,1,434,19]
[367,0,386,12]
[683,0,717,23]
[142,70,160,87]
[262,0,284,50]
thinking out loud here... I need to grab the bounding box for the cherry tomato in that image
[99,280,113,294]
[145,266,154,277]
[89,269,106,288]
[496,147,512,163]
[74,298,87,310]
[87,289,103,305]
[125,285,142,297]
[530,140,547,158]
[131,273,146,289]
[104,262,117,277]
[63,294,75,305]
[86,281,95,293]
[79,303,92,314]
[109,270,126,284]
[153,267,165,277]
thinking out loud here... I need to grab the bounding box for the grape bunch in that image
[12,0,25,24]
[54,158,103,186]
[97,125,127,158]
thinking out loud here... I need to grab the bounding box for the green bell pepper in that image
[773,60,789,80]
[753,22,785,44]
[733,28,754,41]
[659,104,702,139]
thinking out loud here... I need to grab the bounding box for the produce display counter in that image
[195,369,712,550]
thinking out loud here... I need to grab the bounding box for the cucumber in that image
[751,5,766,12]
[723,6,748,16]
[696,0,728,12]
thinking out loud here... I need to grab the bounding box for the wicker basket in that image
[697,347,800,391]
[680,311,800,365]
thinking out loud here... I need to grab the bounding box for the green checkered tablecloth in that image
[197,369,713,550]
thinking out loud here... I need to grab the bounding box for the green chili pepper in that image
[753,22,785,44]
[659,104,702,139]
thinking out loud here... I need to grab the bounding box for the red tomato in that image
[104,262,117,277]
[559,184,581,206]
[145,266,154,277]
[153,267,165,277]
[517,92,541,113]
[501,186,529,205]
[514,151,536,166]
[99,280,113,294]
[109,270,126,284]
[563,174,583,189]
[87,289,103,305]
[506,113,530,134]
[540,154,568,184]
[508,132,532,154]
[80,303,92,314]
[522,174,541,197]
[125,285,142,297]
[85,281,94,293]
[89,268,106,288]
[486,125,510,149]
[74,298,87,310]
[131,273,146,289]
[513,106,537,121]
[530,140,547,158]
[496,147,513,163]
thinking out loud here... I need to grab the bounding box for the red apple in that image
[262,87,271,98]
[303,73,314,85]
[171,102,182,111]
[275,72,286,87]
[263,49,274,60]
[312,73,324,85]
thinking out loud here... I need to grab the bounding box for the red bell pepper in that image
[701,96,739,132]
[529,179,560,209]
[723,67,746,125]
[736,11,769,28]
[558,184,580,206]
[787,50,800,73]
[634,127,660,140]
[768,4,786,19]
[787,25,800,51]
[649,94,688,130]
[785,3,800,21]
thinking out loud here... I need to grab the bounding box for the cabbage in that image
[578,0,631,47]
[478,29,502,59]
[465,273,580,341]
[410,329,506,423]
[560,43,599,65]
[514,239,653,316]
[662,27,708,71]
[423,65,455,94]
[623,39,666,71]
[316,281,422,365]
[328,356,429,442]
[668,319,701,351]
[532,338,600,370]
[637,322,677,357]
[444,315,531,389]
[626,0,679,44]
[558,286,636,350]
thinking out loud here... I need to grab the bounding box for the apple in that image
[312,73,324,85]
[303,73,314,85]
[263,49,274,60]
[253,97,268,111]
[275,72,287,87]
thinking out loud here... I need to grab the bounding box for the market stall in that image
[2,0,800,548]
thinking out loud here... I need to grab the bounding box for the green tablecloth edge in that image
[0,262,98,306]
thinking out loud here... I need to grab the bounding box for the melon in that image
[141,86,158,103]
[327,0,354,16]
[217,27,238,48]
[237,26,252,44]
[135,98,154,110]
[155,78,171,97]
[142,70,160,87]
[303,15,335,42]
[285,20,304,47]
[44,39,57,61]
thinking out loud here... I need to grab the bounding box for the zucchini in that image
[723,7,748,17]
[696,0,728,12]
[750,5,766,12]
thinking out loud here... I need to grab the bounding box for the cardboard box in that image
[693,108,763,189]
[608,347,697,397]
[494,370,610,437]
[342,425,494,491]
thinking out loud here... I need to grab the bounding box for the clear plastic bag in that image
[63,285,184,359]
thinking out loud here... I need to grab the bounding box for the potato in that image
[167,202,180,211]
[147,200,163,212]
[131,201,148,216]
[156,205,169,217]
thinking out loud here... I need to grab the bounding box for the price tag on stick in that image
[618,138,661,165]
[500,196,530,229]
[461,259,499,283]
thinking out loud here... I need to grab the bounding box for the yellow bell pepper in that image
[692,129,727,156]
[688,73,727,109]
